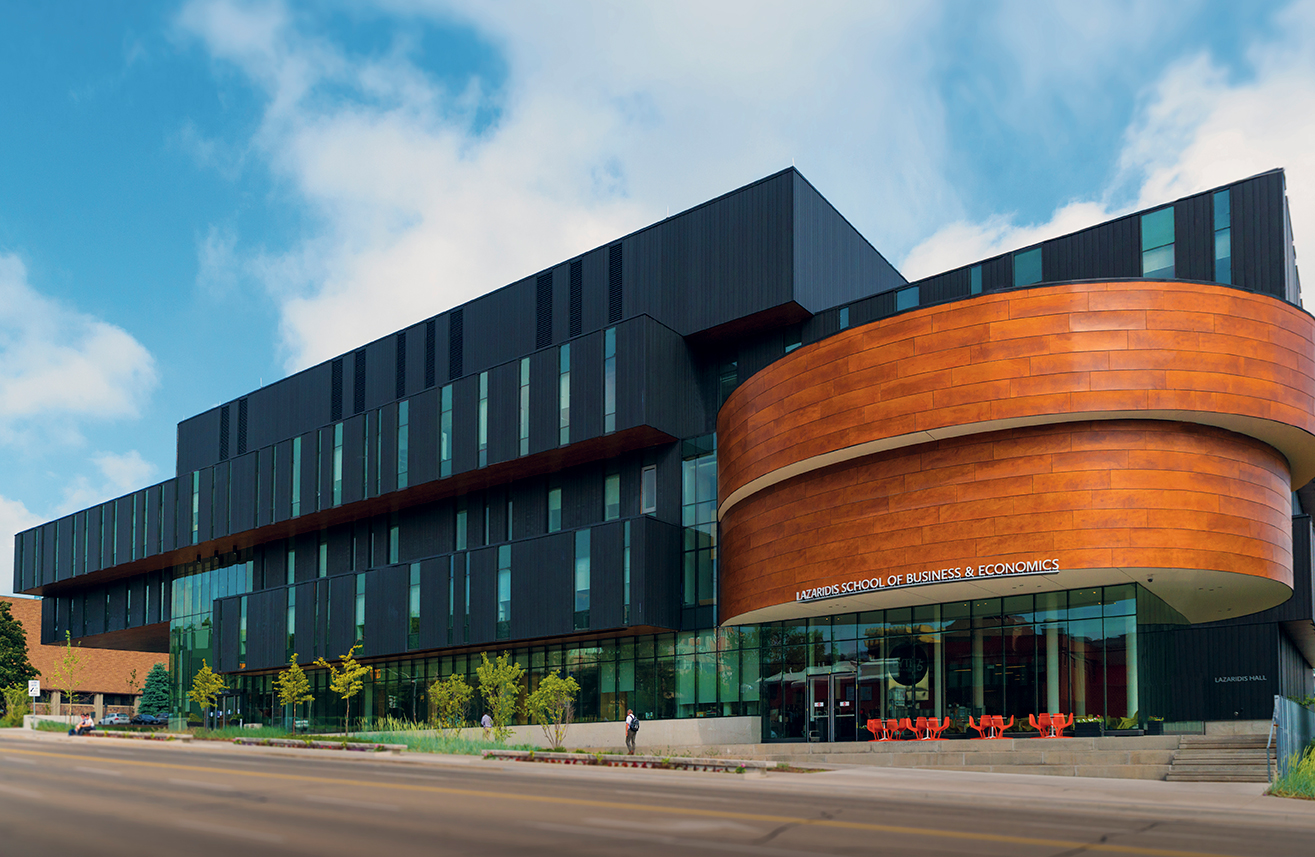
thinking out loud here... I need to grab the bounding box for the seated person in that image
[75,713,95,735]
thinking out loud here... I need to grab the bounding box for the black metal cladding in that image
[218,405,230,462]
[569,260,583,337]
[424,319,436,388]
[535,272,553,348]
[237,397,248,455]
[608,243,622,323]
[449,309,464,379]
[331,359,343,422]
[395,331,407,400]
[353,349,366,415]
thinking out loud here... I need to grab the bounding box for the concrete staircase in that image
[1164,735,1275,783]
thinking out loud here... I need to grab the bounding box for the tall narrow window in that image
[970,264,983,295]
[375,408,383,495]
[315,431,321,513]
[440,384,453,478]
[239,595,248,664]
[1214,189,1231,284]
[463,555,471,643]
[286,587,296,661]
[408,563,421,650]
[496,545,511,640]
[558,344,571,446]
[455,503,468,551]
[547,487,562,533]
[603,327,617,433]
[506,496,514,541]
[332,423,344,506]
[291,436,302,517]
[397,400,410,490]
[354,573,366,644]
[1014,246,1043,287]
[1141,207,1175,278]
[389,521,399,564]
[190,472,200,545]
[130,498,137,561]
[718,360,738,406]
[838,307,849,329]
[623,521,632,625]
[573,530,590,630]
[478,371,489,467]
[447,557,455,645]
[640,465,657,515]
[317,532,327,578]
[519,357,530,456]
[604,473,620,521]
[286,547,296,586]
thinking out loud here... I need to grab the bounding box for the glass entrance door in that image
[833,673,857,741]
[808,675,830,742]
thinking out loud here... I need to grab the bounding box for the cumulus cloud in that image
[0,253,158,447]
[56,451,159,517]
[0,494,42,597]
[902,0,1315,283]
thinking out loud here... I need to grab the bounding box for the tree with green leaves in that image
[188,660,227,730]
[0,602,38,692]
[475,652,525,743]
[427,673,473,734]
[138,662,171,717]
[315,643,370,736]
[523,669,580,750]
[1,684,31,727]
[274,654,315,734]
[46,631,83,724]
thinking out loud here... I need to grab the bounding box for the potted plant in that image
[1073,716,1103,737]
[1145,716,1164,736]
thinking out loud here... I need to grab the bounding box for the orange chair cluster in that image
[866,713,1076,741]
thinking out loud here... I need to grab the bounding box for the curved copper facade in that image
[718,283,1315,626]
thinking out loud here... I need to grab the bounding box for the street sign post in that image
[27,680,39,698]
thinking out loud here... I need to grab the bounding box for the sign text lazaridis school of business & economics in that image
[795,558,1061,603]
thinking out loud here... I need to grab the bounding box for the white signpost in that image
[27,680,39,698]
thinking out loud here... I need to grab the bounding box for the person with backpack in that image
[624,708,638,755]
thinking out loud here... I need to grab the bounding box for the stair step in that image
[1166,773,1271,782]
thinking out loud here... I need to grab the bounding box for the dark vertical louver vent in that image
[353,349,367,414]
[218,405,230,462]
[536,272,553,348]
[608,243,623,323]
[395,331,407,400]
[236,397,248,455]
[330,358,344,421]
[424,319,436,388]
[569,260,582,337]
[449,309,463,379]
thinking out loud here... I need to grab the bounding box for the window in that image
[239,595,248,664]
[332,423,344,506]
[896,286,919,311]
[389,520,399,564]
[286,587,296,661]
[604,473,620,521]
[1014,247,1043,287]
[440,384,453,478]
[1214,190,1231,284]
[603,327,617,433]
[784,326,802,353]
[397,400,409,489]
[190,472,199,545]
[129,498,136,562]
[623,521,632,625]
[574,530,590,630]
[496,545,511,640]
[506,496,514,541]
[317,532,327,578]
[519,357,530,456]
[718,360,738,406]
[559,344,571,446]
[408,563,421,650]
[291,436,302,517]
[682,438,718,608]
[640,465,657,515]
[547,486,563,533]
[286,548,296,585]
[1141,207,1175,278]
[464,555,471,642]
[374,409,383,494]
[478,372,489,467]
[970,264,982,295]
[447,557,455,645]
[838,307,849,329]
[455,503,468,551]
[354,574,365,644]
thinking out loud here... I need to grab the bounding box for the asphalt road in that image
[1,731,1313,857]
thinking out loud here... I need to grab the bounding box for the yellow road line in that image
[0,745,1239,857]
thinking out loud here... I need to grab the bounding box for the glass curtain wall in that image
[169,550,254,723]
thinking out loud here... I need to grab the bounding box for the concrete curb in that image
[230,736,402,753]
[483,749,772,771]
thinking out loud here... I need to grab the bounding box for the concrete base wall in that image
[447,716,759,752]
[1205,719,1271,735]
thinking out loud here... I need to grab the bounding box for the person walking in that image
[481,712,493,740]
[624,708,638,755]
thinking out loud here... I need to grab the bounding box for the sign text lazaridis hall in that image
[795,558,1061,603]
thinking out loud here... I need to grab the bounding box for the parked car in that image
[130,713,165,726]
[99,712,131,726]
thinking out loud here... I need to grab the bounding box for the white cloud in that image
[0,252,158,447]
[0,494,42,597]
[902,0,1315,286]
[57,451,158,517]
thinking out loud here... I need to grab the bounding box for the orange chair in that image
[925,717,950,739]
[912,716,930,739]
[867,718,897,742]
[969,715,1014,739]
[1028,712,1073,738]
[887,718,904,740]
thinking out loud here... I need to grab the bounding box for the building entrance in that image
[807,670,858,742]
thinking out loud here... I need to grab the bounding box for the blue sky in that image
[3,0,1314,594]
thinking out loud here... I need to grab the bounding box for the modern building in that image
[1,595,163,720]
[10,167,1314,742]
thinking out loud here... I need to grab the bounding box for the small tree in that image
[523,669,580,750]
[475,652,525,743]
[1,684,31,727]
[188,660,227,730]
[428,673,473,735]
[125,667,140,711]
[274,654,315,734]
[0,602,38,690]
[46,631,83,724]
[315,644,370,736]
[138,663,171,717]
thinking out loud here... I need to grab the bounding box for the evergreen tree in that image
[0,602,38,689]
[138,662,171,716]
